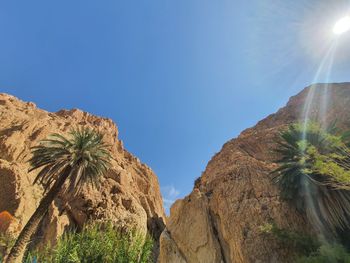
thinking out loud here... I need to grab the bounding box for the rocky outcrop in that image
[158,84,350,263]
[0,93,165,248]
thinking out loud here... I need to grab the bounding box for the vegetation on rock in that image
[260,223,350,262]
[272,122,350,261]
[25,222,153,263]
[0,233,14,262]
[273,123,350,233]
[296,244,350,263]
[259,223,320,256]
[6,128,112,263]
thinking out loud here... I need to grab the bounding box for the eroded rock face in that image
[159,84,350,263]
[0,93,165,247]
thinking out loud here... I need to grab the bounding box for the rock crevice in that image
[208,209,229,263]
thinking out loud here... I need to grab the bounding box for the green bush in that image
[0,233,15,262]
[260,223,350,262]
[297,244,350,263]
[273,123,350,233]
[26,223,153,263]
[259,223,320,256]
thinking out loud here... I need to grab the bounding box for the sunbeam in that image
[299,11,347,241]
[301,41,338,137]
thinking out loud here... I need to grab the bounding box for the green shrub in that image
[259,223,320,256]
[259,223,350,262]
[26,222,153,263]
[273,123,350,233]
[297,244,350,263]
[0,233,15,262]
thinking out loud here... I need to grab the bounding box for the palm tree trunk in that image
[5,167,71,263]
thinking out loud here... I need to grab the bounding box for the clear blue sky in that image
[1,0,350,212]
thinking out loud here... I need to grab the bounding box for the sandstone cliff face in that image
[0,93,165,247]
[158,84,350,263]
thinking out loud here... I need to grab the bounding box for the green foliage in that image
[297,244,350,263]
[258,223,350,262]
[0,233,15,262]
[5,128,113,263]
[259,223,320,256]
[30,127,112,195]
[26,223,154,263]
[0,232,14,249]
[273,122,350,232]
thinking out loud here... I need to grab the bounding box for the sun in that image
[333,16,350,35]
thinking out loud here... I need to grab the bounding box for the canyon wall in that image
[158,84,350,263]
[0,93,165,248]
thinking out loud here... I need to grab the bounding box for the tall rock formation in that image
[158,84,350,263]
[0,93,165,248]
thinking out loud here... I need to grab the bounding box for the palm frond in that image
[272,122,350,237]
[29,127,113,196]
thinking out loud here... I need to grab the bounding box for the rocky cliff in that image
[158,84,350,263]
[0,93,165,248]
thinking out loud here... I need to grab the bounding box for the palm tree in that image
[5,128,112,263]
[272,123,350,237]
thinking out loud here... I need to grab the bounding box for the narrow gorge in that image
[1,84,350,262]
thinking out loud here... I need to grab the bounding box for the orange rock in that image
[159,84,350,263]
[0,211,15,233]
[0,93,165,252]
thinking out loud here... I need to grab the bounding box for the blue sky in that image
[1,0,350,213]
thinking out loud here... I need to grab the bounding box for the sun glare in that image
[333,16,350,35]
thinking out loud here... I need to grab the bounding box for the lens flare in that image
[333,16,350,35]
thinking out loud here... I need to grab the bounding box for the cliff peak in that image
[0,93,165,252]
[159,83,350,263]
